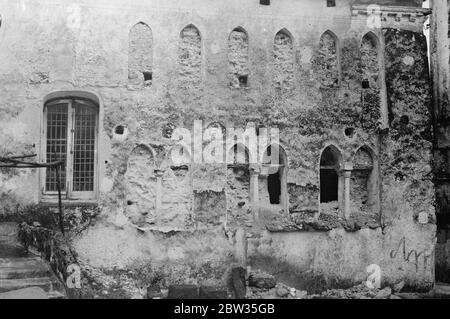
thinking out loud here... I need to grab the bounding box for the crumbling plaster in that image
[0,0,436,290]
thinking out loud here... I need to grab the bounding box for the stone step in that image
[0,257,46,268]
[435,283,450,296]
[0,265,51,279]
[0,287,48,299]
[0,276,64,293]
[47,291,66,299]
[0,287,66,299]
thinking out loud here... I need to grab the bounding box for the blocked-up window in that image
[274,29,294,90]
[361,33,379,89]
[316,31,340,88]
[178,25,202,86]
[128,22,153,87]
[351,147,375,214]
[44,98,98,199]
[228,27,249,88]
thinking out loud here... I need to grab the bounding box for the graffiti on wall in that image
[390,237,432,272]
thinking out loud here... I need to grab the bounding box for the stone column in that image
[343,165,352,219]
[155,169,164,214]
[249,164,260,220]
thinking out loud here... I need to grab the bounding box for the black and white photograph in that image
[0,0,449,309]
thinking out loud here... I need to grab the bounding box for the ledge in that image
[265,211,381,233]
[39,200,98,208]
[351,5,431,16]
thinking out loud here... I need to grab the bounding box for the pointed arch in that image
[362,31,379,50]
[260,144,288,207]
[227,143,251,165]
[228,26,249,88]
[316,30,340,88]
[274,28,295,90]
[353,145,374,170]
[351,145,378,217]
[319,145,342,205]
[128,22,153,87]
[361,32,380,90]
[178,24,202,85]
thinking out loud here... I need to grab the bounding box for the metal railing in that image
[0,154,65,234]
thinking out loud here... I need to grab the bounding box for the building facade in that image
[0,0,436,292]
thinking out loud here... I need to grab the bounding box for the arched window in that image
[261,144,287,207]
[316,31,340,88]
[320,146,341,205]
[128,22,153,87]
[274,29,294,90]
[228,27,249,88]
[361,32,379,89]
[43,96,98,199]
[178,24,202,86]
[351,147,376,215]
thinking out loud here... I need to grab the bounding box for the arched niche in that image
[125,144,157,226]
[351,146,378,216]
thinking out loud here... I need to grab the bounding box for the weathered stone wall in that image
[0,0,435,291]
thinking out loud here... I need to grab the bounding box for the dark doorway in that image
[268,171,281,204]
[320,146,340,203]
[320,169,338,203]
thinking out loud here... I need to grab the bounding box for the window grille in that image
[44,98,98,199]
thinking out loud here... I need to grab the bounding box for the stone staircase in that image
[0,223,66,299]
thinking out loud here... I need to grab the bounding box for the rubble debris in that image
[248,271,276,289]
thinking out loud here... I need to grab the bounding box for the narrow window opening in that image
[320,147,340,203]
[260,0,270,5]
[327,0,336,7]
[268,171,281,204]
